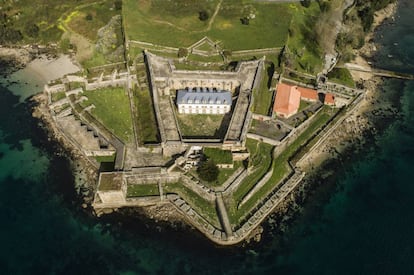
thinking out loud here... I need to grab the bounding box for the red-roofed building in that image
[324,93,335,105]
[297,87,318,102]
[273,83,301,118]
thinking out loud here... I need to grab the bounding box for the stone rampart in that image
[252,113,272,121]
[85,78,127,90]
[246,133,280,146]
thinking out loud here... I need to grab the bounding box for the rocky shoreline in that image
[2,1,400,246]
[251,1,401,244]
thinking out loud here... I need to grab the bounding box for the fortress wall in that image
[65,88,83,96]
[84,150,116,157]
[126,172,181,185]
[246,133,280,146]
[252,114,272,121]
[85,78,127,91]
[49,98,69,108]
[98,191,126,204]
[168,78,240,91]
[45,84,66,93]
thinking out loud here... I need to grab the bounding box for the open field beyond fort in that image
[123,0,293,50]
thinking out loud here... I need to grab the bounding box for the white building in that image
[176,87,232,115]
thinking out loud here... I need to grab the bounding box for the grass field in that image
[0,0,98,44]
[227,106,335,224]
[83,87,133,143]
[216,161,243,187]
[203,148,233,164]
[177,113,228,138]
[327,68,356,88]
[231,140,274,206]
[95,154,116,163]
[123,0,295,50]
[285,2,323,74]
[51,92,66,102]
[133,88,160,144]
[126,184,160,197]
[252,63,275,115]
[66,2,120,42]
[163,182,220,228]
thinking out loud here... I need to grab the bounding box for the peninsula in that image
[1,0,400,245]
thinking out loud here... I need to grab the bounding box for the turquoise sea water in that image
[1,1,414,274]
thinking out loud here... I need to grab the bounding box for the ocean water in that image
[1,1,414,274]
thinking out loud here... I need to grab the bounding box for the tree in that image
[177,48,188,58]
[240,17,249,25]
[85,13,93,21]
[197,160,219,182]
[114,0,122,10]
[199,10,209,21]
[25,23,39,38]
[301,0,311,8]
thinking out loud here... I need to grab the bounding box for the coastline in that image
[32,92,99,207]
[12,1,401,245]
[252,1,401,243]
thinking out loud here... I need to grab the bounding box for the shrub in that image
[198,10,209,21]
[301,0,311,8]
[25,23,39,38]
[197,160,219,182]
[178,48,188,58]
[114,0,122,10]
[240,17,249,25]
[85,13,93,21]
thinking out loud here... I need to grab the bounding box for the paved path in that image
[215,193,233,238]
[343,64,414,80]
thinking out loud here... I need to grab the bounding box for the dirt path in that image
[151,0,223,34]
[316,0,354,73]
[206,0,223,32]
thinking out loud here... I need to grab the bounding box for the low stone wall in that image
[246,133,280,146]
[252,113,272,121]
[85,78,127,90]
[85,150,116,157]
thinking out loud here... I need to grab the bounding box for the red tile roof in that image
[297,87,318,101]
[273,83,301,117]
[324,93,335,105]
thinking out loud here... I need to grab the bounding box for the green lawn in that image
[83,87,133,143]
[327,68,356,88]
[95,154,116,163]
[252,63,274,115]
[123,0,294,50]
[299,100,312,112]
[228,106,335,224]
[216,161,243,186]
[67,2,120,42]
[0,0,98,44]
[163,182,220,228]
[127,184,160,197]
[51,91,66,102]
[285,2,323,74]
[203,148,233,164]
[186,54,224,63]
[133,88,160,144]
[174,62,223,71]
[177,113,227,138]
[231,140,274,205]
[81,51,108,70]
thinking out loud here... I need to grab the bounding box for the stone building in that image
[176,87,232,114]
